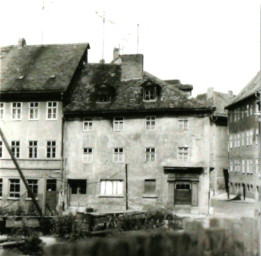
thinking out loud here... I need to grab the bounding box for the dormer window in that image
[143,87,156,101]
[96,84,114,103]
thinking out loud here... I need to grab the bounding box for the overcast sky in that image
[0,0,260,96]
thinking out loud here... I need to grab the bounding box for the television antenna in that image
[95,11,116,62]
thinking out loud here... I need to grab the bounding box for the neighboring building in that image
[0,39,90,213]
[63,53,215,215]
[225,72,260,200]
[196,88,234,196]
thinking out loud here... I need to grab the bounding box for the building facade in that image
[196,88,234,196]
[225,72,260,200]
[0,40,89,213]
[63,54,215,214]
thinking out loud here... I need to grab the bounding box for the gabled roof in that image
[0,43,90,95]
[196,91,234,117]
[226,72,260,109]
[64,63,214,116]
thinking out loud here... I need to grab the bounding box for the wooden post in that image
[125,163,128,211]
[0,128,43,217]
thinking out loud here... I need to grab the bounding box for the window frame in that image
[83,118,93,132]
[28,140,38,159]
[0,103,5,120]
[11,102,22,120]
[178,119,189,130]
[113,148,124,162]
[46,141,56,159]
[26,179,38,199]
[144,179,156,195]
[113,117,124,131]
[46,101,58,120]
[83,147,93,163]
[100,180,123,196]
[11,141,20,158]
[178,146,189,161]
[9,179,20,198]
[28,102,39,120]
[143,87,157,102]
[145,147,156,162]
[145,116,156,130]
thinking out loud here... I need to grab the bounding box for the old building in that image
[0,40,90,213]
[225,72,260,200]
[63,53,215,215]
[196,88,234,196]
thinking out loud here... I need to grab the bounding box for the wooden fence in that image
[45,217,259,256]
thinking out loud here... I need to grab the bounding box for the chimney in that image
[207,87,214,99]
[18,38,26,48]
[228,90,233,97]
[113,48,120,60]
[120,54,143,81]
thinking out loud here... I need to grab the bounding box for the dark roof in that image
[196,91,234,117]
[0,43,89,94]
[165,80,193,91]
[226,72,260,109]
[64,63,214,116]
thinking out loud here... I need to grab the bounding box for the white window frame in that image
[143,87,157,101]
[83,147,93,163]
[46,101,58,120]
[0,103,5,120]
[256,159,259,174]
[145,147,156,162]
[249,104,253,115]
[178,147,189,161]
[249,130,253,146]
[178,119,189,130]
[28,102,39,120]
[100,180,123,196]
[113,148,124,162]
[11,141,20,158]
[242,159,245,173]
[9,179,20,198]
[83,118,93,132]
[28,141,37,159]
[255,128,259,145]
[113,117,124,131]
[46,141,56,158]
[145,116,156,130]
[11,102,22,120]
[26,179,38,198]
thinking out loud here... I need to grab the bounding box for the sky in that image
[0,0,260,96]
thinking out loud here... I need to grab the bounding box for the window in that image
[255,128,259,145]
[28,141,37,158]
[27,179,38,198]
[145,116,156,130]
[242,159,245,173]
[113,148,124,162]
[47,141,56,158]
[9,179,20,198]
[246,159,250,173]
[28,102,39,120]
[178,147,189,161]
[229,160,233,172]
[0,103,5,120]
[237,133,240,147]
[250,104,253,115]
[83,118,93,131]
[0,179,2,197]
[246,105,249,117]
[47,102,57,120]
[249,130,253,146]
[249,159,253,174]
[68,179,87,194]
[11,102,22,120]
[47,179,57,192]
[144,179,156,194]
[83,148,93,162]
[11,141,20,158]
[145,147,156,162]
[241,132,245,146]
[100,180,123,196]
[178,120,189,130]
[113,117,124,131]
[256,159,259,174]
[143,87,156,101]
[0,141,2,158]
[246,131,250,146]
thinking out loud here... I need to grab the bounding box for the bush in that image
[54,214,86,241]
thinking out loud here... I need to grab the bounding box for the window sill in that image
[25,198,38,201]
[7,197,20,200]
[98,195,124,198]
[142,195,157,198]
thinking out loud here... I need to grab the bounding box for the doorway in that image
[174,181,192,205]
[68,179,87,207]
[46,179,57,212]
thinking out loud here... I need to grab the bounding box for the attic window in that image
[96,85,112,103]
[143,87,156,101]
